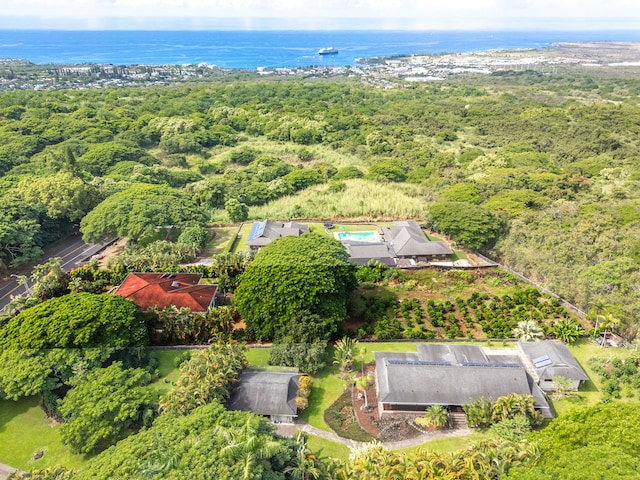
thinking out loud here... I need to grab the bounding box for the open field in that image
[249,179,428,221]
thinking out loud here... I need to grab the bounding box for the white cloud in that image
[2,0,639,28]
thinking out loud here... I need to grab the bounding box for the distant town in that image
[2,42,640,91]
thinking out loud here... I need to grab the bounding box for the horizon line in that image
[1,27,640,32]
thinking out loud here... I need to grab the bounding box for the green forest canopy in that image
[0,293,146,399]
[233,233,357,340]
[0,72,639,340]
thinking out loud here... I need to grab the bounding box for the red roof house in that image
[114,273,218,312]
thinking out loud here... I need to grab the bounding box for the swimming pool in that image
[334,231,380,242]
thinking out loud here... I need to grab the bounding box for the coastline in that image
[2,41,640,91]
[365,41,640,81]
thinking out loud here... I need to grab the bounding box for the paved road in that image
[0,236,116,313]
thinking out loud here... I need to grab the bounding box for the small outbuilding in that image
[518,340,589,392]
[228,370,301,424]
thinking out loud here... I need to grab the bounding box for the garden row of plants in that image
[351,285,572,341]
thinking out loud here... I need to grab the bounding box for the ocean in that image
[1,30,639,70]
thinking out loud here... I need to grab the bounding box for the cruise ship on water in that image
[317,47,339,55]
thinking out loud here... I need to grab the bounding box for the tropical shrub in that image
[415,405,449,429]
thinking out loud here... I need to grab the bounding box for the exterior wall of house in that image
[380,403,429,414]
[271,415,295,424]
[540,377,581,392]
[398,254,450,263]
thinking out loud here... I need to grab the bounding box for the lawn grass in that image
[145,349,194,400]
[246,347,272,366]
[233,222,254,252]
[549,338,632,415]
[206,226,239,252]
[305,434,351,462]
[396,430,491,456]
[448,250,469,261]
[301,366,346,432]
[0,397,91,471]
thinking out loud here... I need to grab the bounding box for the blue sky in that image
[1,0,639,30]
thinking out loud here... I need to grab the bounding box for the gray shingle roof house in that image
[375,344,552,418]
[342,241,396,267]
[381,220,453,262]
[518,340,589,391]
[246,220,309,249]
[228,370,301,424]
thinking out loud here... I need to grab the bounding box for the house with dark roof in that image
[381,220,453,263]
[375,344,552,418]
[228,370,301,424]
[342,240,396,267]
[113,272,218,312]
[246,220,310,249]
[518,340,589,392]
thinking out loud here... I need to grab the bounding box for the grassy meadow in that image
[249,179,428,221]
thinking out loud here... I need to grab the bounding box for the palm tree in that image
[284,432,321,480]
[417,405,449,429]
[359,346,367,377]
[491,393,540,426]
[216,418,285,480]
[512,320,543,342]
[333,336,358,373]
[355,374,373,411]
[600,312,620,348]
[138,433,180,477]
[491,393,520,423]
[591,299,607,339]
[554,318,585,344]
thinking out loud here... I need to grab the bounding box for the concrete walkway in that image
[296,422,368,448]
[284,420,473,451]
[0,462,20,480]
